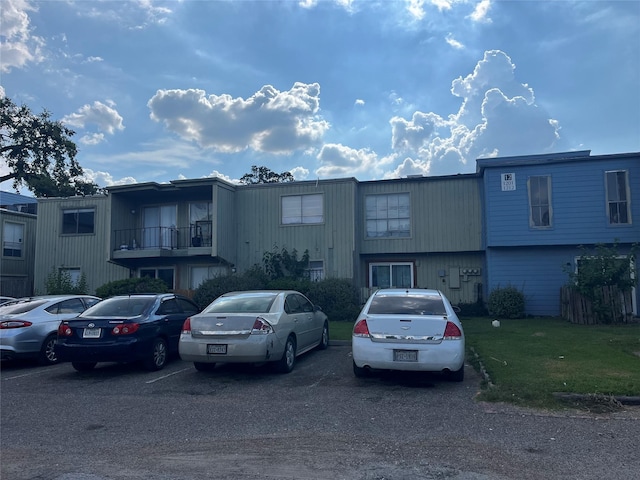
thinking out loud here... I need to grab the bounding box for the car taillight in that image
[111,323,140,335]
[353,319,370,337]
[251,317,273,335]
[58,323,73,336]
[181,317,191,334]
[444,321,462,339]
[0,320,33,329]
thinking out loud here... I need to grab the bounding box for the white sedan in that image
[179,290,329,373]
[352,288,465,381]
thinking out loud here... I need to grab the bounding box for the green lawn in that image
[330,317,640,410]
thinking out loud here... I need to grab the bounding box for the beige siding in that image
[213,183,237,263]
[34,196,129,295]
[359,176,482,254]
[235,179,358,279]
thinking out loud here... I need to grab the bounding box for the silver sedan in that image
[179,290,329,373]
[0,295,101,365]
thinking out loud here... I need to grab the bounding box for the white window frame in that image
[369,262,414,288]
[528,175,552,228]
[2,221,24,258]
[365,193,411,238]
[60,267,82,287]
[281,194,324,225]
[605,170,631,225]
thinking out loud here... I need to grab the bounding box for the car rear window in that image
[368,295,447,315]
[204,294,277,314]
[81,297,155,317]
[0,299,48,314]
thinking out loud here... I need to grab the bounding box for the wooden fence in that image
[561,286,635,324]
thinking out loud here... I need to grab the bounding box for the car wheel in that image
[72,361,97,372]
[448,365,465,382]
[353,360,368,378]
[317,321,329,350]
[38,334,59,366]
[277,336,296,373]
[144,337,168,371]
[193,362,216,372]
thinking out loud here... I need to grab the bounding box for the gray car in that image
[0,295,101,365]
[179,290,329,373]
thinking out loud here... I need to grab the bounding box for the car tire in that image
[72,361,97,372]
[353,360,368,378]
[38,334,59,366]
[193,362,216,372]
[277,336,296,373]
[144,337,168,371]
[317,321,329,350]
[448,364,465,382]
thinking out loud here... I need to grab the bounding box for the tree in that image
[239,165,294,184]
[0,97,101,197]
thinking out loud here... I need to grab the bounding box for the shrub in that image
[307,278,361,322]
[95,278,169,298]
[45,268,88,295]
[193,271,267,308]
[456,300,488,317]
[487,286,525,318]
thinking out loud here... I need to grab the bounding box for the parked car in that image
[0,295,101,365]
[352,288,465,381]
[56,293,201,372]
[179,290,329,373]
[0,296,16,306]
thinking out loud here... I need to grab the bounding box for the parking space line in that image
[145,367,192,384]
[2,365,67,381]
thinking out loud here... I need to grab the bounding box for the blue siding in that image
[484,157,640,247]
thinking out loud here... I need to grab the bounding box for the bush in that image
[487,286,525,318]
[456,300,488,317]
[45,268,88,295]
[307,279,361,322]
[193,271,267,308]
[95,278,169,298]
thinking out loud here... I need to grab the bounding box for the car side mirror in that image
[452,305,461,313]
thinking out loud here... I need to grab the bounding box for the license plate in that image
[207,344,227,354]
[393,350,417,362]
[83,328,101,339]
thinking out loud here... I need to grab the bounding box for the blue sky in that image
[1,0,639,190]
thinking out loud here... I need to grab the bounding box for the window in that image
[60,268,82,287]
[46,298,86,314]
[606,171,631,225]
[365,193,410,238]
[528,176,552,228]
[3,221,23,257]
[62,208,95,234]
[369,262,414,288]
[282,194,323,224]
[143,205,177,249]
[140,268,175,289]
[306,260,324,282]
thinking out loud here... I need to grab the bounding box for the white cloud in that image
[355,99,365,106]
[290,166,310,180]
[63,101,125,141]
[445,33,465,50]
[0,0,44,73]
[469,0,492,24]
[315,143,395,178]
[82,168,137,187]
[385,49,561,177]
[148,83,330,155]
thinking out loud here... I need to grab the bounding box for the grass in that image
[330,317,640,410]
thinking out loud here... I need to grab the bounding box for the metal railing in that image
[113,226,212,251]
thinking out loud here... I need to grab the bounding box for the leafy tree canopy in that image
[239,165,294,185]
[0,96,101,197]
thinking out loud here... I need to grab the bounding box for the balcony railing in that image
[113,226,212,251]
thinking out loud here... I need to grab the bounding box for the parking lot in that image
[2,343,639,480]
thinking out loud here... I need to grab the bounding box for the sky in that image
[1,0,639,192]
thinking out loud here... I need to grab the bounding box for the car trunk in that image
[189,313,268,339]
[365,314,449,344]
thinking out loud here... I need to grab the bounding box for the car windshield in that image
[81,297,155,318]
[368,295,447,315]
[0,299,48,315]
[204,294,277,314]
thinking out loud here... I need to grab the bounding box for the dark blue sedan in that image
[55,294,201,372]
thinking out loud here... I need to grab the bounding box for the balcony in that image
[112,225,212,261]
